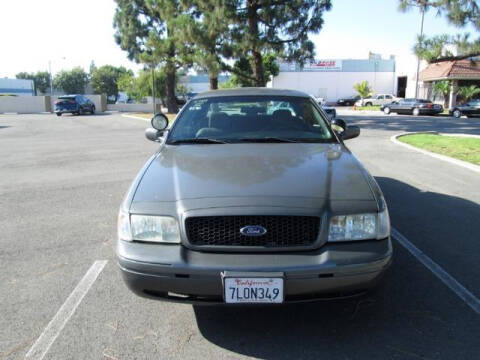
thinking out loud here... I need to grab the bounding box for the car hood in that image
[131,143,376,212]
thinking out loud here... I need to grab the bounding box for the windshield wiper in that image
[168,138,229,145]
[234,137,298,143]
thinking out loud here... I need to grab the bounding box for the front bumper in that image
[117,238,392,304]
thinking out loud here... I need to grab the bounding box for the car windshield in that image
[167,95,335,144]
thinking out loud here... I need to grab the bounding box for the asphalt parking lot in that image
[1,112,479,360]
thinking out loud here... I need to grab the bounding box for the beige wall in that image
[0,96,51,113]
[107,103,162,113]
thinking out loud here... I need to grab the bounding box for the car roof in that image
[194,87,311,99]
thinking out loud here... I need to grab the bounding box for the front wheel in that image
[56,112,62,117]
[383,106,391,114]
[452,109,462,118]
[90,105,95,114]
[365,102,373,107]
[412,108,420,116]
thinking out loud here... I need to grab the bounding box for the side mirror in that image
[145,128,164,142]
[151,113,169,131]
[342,125,360,140]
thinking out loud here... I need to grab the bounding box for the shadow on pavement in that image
[343,115,480,135]
[193,177,480,360]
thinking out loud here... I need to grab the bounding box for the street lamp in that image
[48,57,66,95]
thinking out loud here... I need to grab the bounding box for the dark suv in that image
[54,95,95,116]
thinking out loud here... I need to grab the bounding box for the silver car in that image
[117,88,392,304]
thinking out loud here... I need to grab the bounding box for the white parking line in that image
[392,228,480,314]
[25,260,108,360]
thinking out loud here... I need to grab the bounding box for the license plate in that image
[224,277,284,304]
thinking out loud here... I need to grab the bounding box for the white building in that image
[269,56,397,102]
[0,78,35,96]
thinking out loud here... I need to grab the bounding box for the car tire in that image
[365,102,373,106]
[412,108,420,116]
[90,105,95,115]
[452,109,462,118]
[56,112,62,117]
[383,107,391,114]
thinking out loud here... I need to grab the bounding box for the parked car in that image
[450,99,480,118]
[381,98,443,116]
[54,95,95,116]
[337,95,360,106]
[355,94,397,107]
[117,88,392,305]
[321,104,336,119]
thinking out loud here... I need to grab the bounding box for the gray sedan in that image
[117,88,392,305]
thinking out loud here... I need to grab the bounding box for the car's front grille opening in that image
[185,215,320,248]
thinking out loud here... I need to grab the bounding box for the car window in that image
[377,95,384,99]
[385,95,393,99]
[168,96,335,143]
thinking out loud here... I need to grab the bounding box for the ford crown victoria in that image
[117,88,392,304]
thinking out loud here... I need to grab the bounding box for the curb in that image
[390,132,480,174]
[121,114,150,122]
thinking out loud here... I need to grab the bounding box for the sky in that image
[0,0,477,78]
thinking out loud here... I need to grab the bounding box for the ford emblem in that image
[240,225,267,237]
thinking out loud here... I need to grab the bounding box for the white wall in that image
[271,71,395,101]
[107,103,162,113]
[0,96,49,113]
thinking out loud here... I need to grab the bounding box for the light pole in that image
[152,63,156,114]
[48,57,66,95]
[414,4,426,98]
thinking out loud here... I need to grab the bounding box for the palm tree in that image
[433,80,450,108]
[457,85,480,102]
[353,81,373,99]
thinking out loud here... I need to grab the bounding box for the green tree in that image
[433,80,450,107]
[91,65,131,102]
[399,1,480,62]
[353,81,373,99]
[118,69,167,104]
[53,67,89,94]
[179,0,231,89]
[227,0,332,86]
[229,53,279,87]
[16,71,50,95]
[113,0,192,113]
[457,85,480,102]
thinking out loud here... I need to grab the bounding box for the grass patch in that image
[398,134,480,165]
[130,113,176,122]
[354,105,381,111]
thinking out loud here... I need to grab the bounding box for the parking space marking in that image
[392,228,480,314]
[25,260,108,360]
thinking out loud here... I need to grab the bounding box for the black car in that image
[54,95,95,116]
[381,98,443,116]
[450,100,480,118]
[336,95,360,106]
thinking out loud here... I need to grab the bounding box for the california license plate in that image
[224,277,284,304]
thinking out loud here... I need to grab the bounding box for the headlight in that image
[117,211,181,243]
[328,208,390,242]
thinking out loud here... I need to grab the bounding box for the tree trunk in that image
[209,76,218,90]
[165,67,179,114]
[247,0,264,87]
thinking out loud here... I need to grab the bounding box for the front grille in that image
[185,216,320,248]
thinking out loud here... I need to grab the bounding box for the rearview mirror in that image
[151,113,169,131]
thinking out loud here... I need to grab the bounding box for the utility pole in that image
[152,63,156,114]
[49,60,53,95]
[415,4,426,98]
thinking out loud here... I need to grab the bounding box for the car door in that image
[396,99,411,113]
[469,100,480,116]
